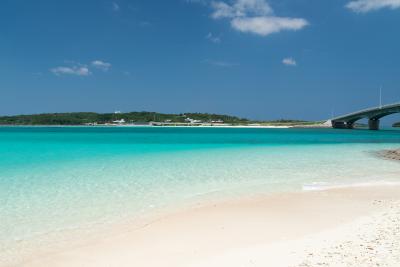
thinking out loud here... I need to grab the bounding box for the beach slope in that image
[21,186,400,267]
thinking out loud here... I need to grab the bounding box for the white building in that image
[185,118,202,124]
[112,118,126,124]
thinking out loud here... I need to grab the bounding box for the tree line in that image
[0,112,250,125]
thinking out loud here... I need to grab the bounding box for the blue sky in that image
[1,0,400,122]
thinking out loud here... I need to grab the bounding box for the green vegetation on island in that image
[0,112,318,126]
[393,122,400,128]
[0,112,245,125]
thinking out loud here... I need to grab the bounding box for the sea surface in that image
[1,126,400,264]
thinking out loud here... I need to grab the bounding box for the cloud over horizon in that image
[282,57,297,66]
[210,0,308,36]
[91,60,112,71]
[346,0,400,13]
[50,66,91,76]
[50,60,111,77]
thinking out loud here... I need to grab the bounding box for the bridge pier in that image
[346,122,354,129]
[332,121,353,129]
[368,119,380,130]
[332,121,345,129]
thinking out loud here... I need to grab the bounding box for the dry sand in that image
[17,185,400,267]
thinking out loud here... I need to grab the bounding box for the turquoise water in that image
[1,126,400,264]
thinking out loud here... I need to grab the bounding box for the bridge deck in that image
[331,102,400,130]
[332,103,400,121]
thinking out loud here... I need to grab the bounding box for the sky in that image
[1,0,400,122]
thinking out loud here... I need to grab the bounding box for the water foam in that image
[302,181,400,191]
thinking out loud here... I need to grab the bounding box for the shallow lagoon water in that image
[1,126,400,264]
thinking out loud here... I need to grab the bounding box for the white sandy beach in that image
[16,185,400,267]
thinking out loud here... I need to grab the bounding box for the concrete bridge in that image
[331,103,400,130]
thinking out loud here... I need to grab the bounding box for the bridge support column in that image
[368,119,380,130]
[332,121,353,129]
[332,121,346,129]
[346,122,354,129]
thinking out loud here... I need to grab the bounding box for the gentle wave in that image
[302,181,400,191]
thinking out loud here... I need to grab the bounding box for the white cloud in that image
[206,32,221,43]
[210,0,308,36]
[91,60,112,71]
[211,0,272,18]
[282,57,297,66]
[346,0,400,13]
[231,17,308,36]
[112,2,120,11]
[211,1,237,18]
[50,60,111,76]
[234,0,273,15]
[51,66,91,76]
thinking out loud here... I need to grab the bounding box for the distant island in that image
[393,122,400,128]
[0,112,321,127]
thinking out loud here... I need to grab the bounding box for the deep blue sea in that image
[1,126,400,264]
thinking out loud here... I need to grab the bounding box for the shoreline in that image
[0,124,294,128]
[13,184,400,267]
[2,124,399,129]
[0,124,329,129]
